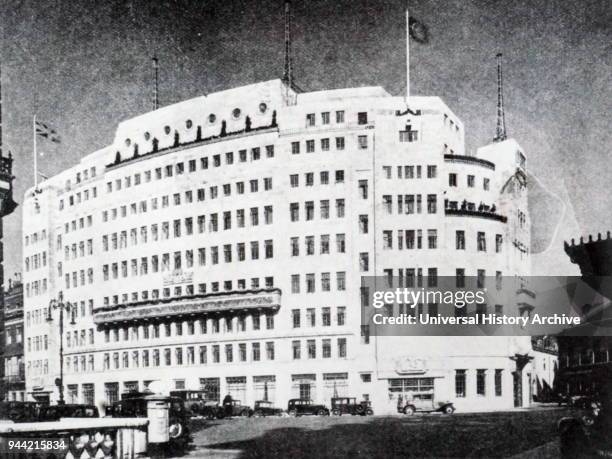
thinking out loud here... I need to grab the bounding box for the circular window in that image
[164,125,171,135]
[144,132,151,141]
[125,138,131,147]
[208,114,216,124]
[232,108,241,119]
[186,119,193,129]
[259,102,268,114]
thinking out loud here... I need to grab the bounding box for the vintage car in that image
[108,392,189,445]
[0,401,43,422]
[287,399,330,417]
[38,404,100,421]
[223,400,253,417]
[252,400,284,417]
[559,398,612,458]
[331,397,374,416]
[397,393,455,415]
[168,390,223,418]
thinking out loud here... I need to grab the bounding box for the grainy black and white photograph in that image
[0,0,610,457]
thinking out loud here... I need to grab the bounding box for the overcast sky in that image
[0,0,610,280]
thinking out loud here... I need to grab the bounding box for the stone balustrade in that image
[0,417,148,459]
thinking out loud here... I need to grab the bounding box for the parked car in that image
[397,393,455,415]
[169,390,220,417]
[331,397,374,416]
[108,392,189,444]
[559,398,611,457]
[252,400,284,417]
[224,400,252,417]
[200,401,226,420]
[287,399,329,417]
[38,404,99,421]
[0,401,43,423]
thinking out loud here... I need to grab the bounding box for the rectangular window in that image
[495,369,503,396]
[477,232,486,252]
[476,369,486,395]
[455,370,466,397]
[456,231,465,250]
[467,175,475,187]
[449,173,457,187]
[291,141,300,154]
[357,112,368,125]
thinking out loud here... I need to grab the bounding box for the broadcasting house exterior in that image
[22,79,535,413]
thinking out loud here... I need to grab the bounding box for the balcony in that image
[444,154,495,170]
[106,112,278,170]
[444,201,507,223]
[93,289,281,325]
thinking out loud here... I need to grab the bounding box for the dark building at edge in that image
[558,232,612,396]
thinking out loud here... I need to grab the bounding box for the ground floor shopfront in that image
[47,358,533,415]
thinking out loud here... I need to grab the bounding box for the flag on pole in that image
[35,120,61,143]
[408,16,428,44]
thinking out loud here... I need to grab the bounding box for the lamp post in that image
[47,291,75,405]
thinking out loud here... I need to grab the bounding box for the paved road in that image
[174,408,569,458]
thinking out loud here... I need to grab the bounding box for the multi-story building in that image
[2,277,24,401]
[23,79,534,412]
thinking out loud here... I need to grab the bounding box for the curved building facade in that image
[23,79,534,412]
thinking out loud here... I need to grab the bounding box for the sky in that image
[0,0,610,280]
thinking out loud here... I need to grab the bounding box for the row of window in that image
[100,207,273,252]
[455,368,503,397]
[102,276,274,306]
[63,268,94,290]
[60,185,99,210]
[24,252,47,272]
[290,135,367,154]
[382,165,437,179]
[382,194,438,214]
[291,306,346,328]
[27,359,49,377]
[289,199,346,221]
[376,268,502,290]
[104,145,275,195]
[378,230,503,252]
[289,234,346,256]
[290,272,347,293]
[97,341,277,372]
[289,170,347,187]
[101,180,272,225]
[102,314,276,344]
[65,328,95,349]
[448,173,490,190]
[24,278,48,298]
[62,215,94,234]
[292,338,347,359]
[62,239,93,261]
[305,110,348,126]
[26,334,48,353]
[101,241,274,282]
[24,229,47,247]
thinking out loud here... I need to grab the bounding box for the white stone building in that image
[22,79,535,413]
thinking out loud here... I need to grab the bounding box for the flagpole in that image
[406,5,410,101]
[33,114,37,190]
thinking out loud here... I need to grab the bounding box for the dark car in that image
[397,393,455,415]
[331,397,374,416]
[287,399,329,417]
[0,401,43,423]
[224,400,252,417]
[38,404,99,421]
[108,392,189,444]
[252,400,284,417]
[199,401,226,420]
[559,396,612,458]
[169,390,223,418]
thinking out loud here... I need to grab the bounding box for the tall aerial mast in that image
[282,0,293,89]
[493,53,507,142]
[152,56,159,110]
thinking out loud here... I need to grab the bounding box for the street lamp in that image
[47,291,76,405]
